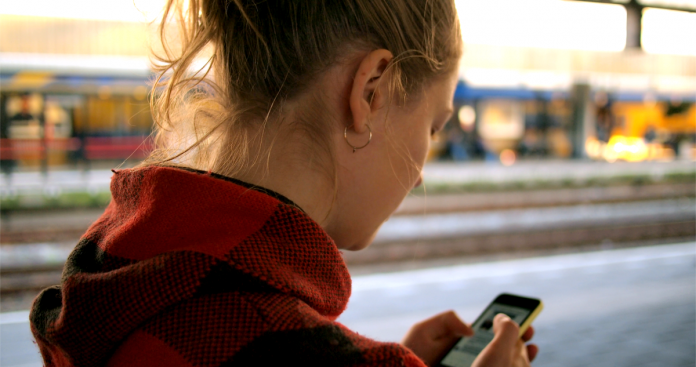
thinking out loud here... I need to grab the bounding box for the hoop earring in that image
[344,124,372,153]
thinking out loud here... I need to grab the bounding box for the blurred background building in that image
[0,1,694,367]
[0,0,694,172]
[444,0,696,165]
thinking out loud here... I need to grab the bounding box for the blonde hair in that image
[142,0,462,179]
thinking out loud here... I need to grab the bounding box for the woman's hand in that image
[402,311,538,367]
[402,310,474,366]
[472,314,538,367]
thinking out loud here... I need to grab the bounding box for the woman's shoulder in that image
[108,291,425,367]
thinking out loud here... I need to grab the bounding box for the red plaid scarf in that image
[30,166,425,367]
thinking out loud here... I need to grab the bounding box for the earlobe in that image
[348,49,393,134]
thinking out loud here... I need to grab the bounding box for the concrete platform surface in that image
[341,242,695,367]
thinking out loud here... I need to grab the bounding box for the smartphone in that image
[435,293,543,367]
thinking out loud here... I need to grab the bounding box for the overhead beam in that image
[567,0,695,51]
[568,0,696,13]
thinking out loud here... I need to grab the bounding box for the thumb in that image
[491,313,520,350]
[473,314,519,366]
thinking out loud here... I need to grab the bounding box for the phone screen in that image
[439,302,534,367]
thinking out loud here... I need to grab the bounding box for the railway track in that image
[3,219,694,299]
[2,182,693,244]
[343,219,695,266]
[1,183,694,310]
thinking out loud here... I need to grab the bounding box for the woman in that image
[30,0,537,366]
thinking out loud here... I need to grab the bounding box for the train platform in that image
[2,241,694,367]
[1,159,694,197]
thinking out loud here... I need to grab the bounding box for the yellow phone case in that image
[518,300,544,338]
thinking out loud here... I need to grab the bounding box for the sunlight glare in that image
[455,0,627,51]
[642,8,696,56]
[0,0,167,22]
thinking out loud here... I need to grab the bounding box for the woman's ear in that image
[349,49,393,134]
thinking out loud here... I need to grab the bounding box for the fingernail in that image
[496,313,511,322]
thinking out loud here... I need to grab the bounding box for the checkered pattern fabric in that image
[30,166,426,367]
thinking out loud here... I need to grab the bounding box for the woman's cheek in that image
[401,138,428,192]
[415,134,431,169]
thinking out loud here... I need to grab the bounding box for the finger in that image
[521,325,535,342]
[417,310,473,339]
[436,310,474,338]
[527,343,539,361]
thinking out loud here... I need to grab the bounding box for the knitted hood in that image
[30,166,352,366]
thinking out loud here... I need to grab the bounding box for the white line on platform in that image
[352,242,696,291]
[0,310,30,325]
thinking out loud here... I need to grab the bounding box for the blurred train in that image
[0,54,154,171]
[1,53,695,172]
[441,83,696,165]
